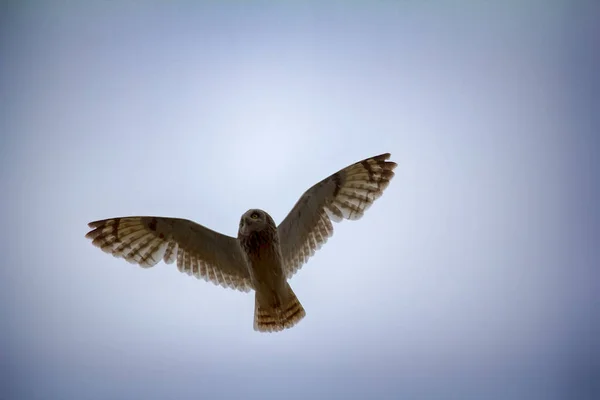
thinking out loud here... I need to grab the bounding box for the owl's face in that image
[238,209,271,236]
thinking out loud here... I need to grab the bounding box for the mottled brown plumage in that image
[85,153,397,332]
[237,209,305,331]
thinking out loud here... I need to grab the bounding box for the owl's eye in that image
[250,212,259,219]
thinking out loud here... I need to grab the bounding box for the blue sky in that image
[1,1,598,399]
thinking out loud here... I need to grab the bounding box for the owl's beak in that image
[239,216,252,235]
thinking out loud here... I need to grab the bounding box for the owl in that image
[85,153,397,332]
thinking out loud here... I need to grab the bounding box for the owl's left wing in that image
[277,153,397,279]
[86,216,253,292]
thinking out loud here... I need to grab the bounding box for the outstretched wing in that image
[277,153,397,279]
[86,216,253,292]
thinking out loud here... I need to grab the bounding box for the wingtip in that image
[85,223,97,239]
[87,219,105,228]
[381,153,397,170]
[370,153,397,170]
[86,219,109,239]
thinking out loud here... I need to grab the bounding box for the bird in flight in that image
[85,153,397,332]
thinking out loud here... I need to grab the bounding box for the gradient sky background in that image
[1,1,598,399]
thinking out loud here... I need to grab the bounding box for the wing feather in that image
[86,216,253,292]
[278,153,397,278]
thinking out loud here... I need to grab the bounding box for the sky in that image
[1,1,599,399]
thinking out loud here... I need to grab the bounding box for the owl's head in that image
[238,209,275,237]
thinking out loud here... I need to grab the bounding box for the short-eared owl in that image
[85,153,397,332]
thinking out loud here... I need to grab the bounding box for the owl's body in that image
[86,153,397,332]
[238,209,306,331]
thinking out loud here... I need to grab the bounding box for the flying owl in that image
[85,153,397,332]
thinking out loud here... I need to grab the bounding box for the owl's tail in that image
[254,283,306,333]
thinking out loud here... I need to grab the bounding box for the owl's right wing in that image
[278,153,397,279]
[85,216,253,292]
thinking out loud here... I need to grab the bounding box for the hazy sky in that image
[1,1,598,399]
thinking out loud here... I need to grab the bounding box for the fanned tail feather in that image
[254,284,306,332]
